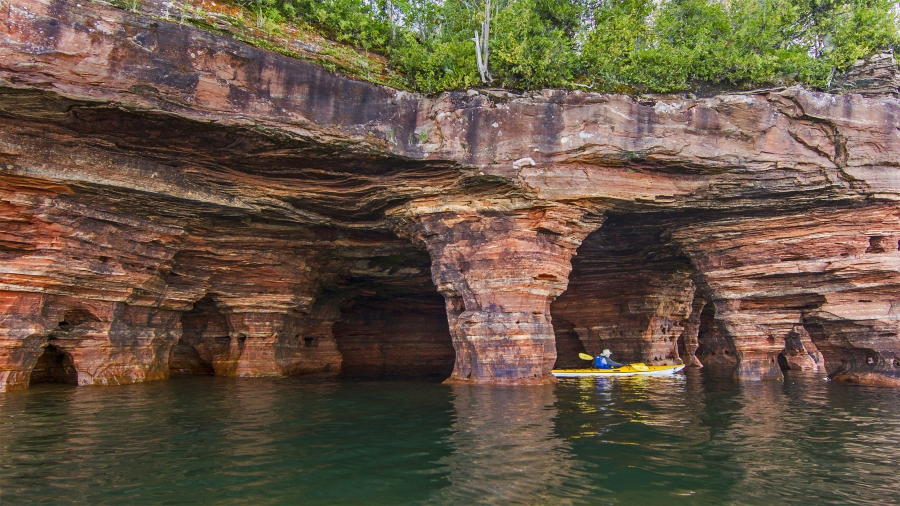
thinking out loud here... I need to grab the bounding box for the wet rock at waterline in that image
[3,0,900,388]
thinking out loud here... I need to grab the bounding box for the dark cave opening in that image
[777,352,790,372]
[170,294,222,376]
[332,289,455,378]
[553,317,588,369]
[57,308,100,330]
[30,344,78,385]
[694,303,736,368]
[169,340,215,376]
[552,213,698,367]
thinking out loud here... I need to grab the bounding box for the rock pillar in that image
[709,300,793,380]
[403,204,602,384]
[779,325,823,371]
[0,292,54,391]
[165,241,348,379]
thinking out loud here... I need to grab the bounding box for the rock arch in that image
[552,213,698,369]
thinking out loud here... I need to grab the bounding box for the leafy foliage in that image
[236,0,900,93]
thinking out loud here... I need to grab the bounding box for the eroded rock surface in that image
[399,204,602,383]
[3,0,900,388]
[832,52,900,98]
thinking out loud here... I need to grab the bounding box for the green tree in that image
[231,0,900,94]
[490,0,583,89]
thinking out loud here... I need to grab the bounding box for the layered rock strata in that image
[2,0,900,388]
[832,52,900,97]
[674,204,900,382]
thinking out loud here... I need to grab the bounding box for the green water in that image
[1,369,899,505]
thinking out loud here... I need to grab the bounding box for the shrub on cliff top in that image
[235,0,900,93]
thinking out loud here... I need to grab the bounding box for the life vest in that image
[594,356,613,369]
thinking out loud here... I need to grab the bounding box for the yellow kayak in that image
[552,363,685,378]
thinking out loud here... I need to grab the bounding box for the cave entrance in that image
[317,243,456,380]
[776,352,790,372]
[170,294,221,376]
[332,289,455,378]
[551,212,698,367]
[553,317,588,369]
[327,248,455,379]
[168,340,215,376]
[57,308,101,330]
[30,344,77,385]
[693,303,736,368]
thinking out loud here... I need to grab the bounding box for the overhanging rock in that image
[3,0,900,387]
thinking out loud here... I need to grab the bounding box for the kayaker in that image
[594,349,624,369]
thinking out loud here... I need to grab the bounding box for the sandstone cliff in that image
[2,0,900,389]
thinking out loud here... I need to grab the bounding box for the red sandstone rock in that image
[2,0,900,388]
[399,204,603,384]
[673,205,900,381]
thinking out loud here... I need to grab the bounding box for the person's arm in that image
[608,359,624,368]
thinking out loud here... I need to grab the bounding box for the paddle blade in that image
[578,352,594,361]
[629,363,649,371]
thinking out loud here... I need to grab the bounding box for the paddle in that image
[577,352,650,371]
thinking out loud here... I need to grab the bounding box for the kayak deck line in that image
[552,364,685,377]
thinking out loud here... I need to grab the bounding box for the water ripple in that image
[1,371,899,504]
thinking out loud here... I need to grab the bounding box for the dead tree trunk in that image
[473,0,493,83]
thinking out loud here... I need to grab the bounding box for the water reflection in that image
[555,374,722,503]
[2,373,900,504]
[429,385,597,505]
[720,371,900,504]
[552,370,900,504]
[565,374,701,436]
